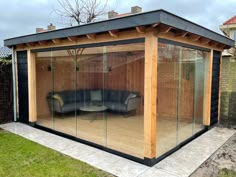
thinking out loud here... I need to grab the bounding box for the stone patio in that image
[0,122,235,177]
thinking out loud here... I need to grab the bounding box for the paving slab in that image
[0,123,235,177]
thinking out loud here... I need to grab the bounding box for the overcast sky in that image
[0,0,235,46]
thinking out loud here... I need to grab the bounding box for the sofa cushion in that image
[80,90,90,101]
[109,90,123,102]
[58,91,76,104]
[102,89,110,101]
[76,90,83,101]
[90,90,102,101]
[104,102,127,112]
[61,103,78,113]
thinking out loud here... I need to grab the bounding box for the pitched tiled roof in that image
[0,47,12,58]
[223,15,236,25]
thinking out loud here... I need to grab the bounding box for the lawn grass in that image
[218,168,236,177]
[0,128,114,177]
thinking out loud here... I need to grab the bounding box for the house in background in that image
[219,16,236,126]
[4,9,234,166]
[220,15,236,41]
[108,6,142,19]
[36,23,56,33]
[220,16,236,56]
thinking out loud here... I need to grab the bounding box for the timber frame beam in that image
[144,31,157,159]
[136,26,146,33]
[27,49,37,123]
[86,33,96,40]
[15,23,229,53]
[203,49,213,126]
[108,30,119,37]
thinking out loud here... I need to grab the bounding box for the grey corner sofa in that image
[47,89,141,116]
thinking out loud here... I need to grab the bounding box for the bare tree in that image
[55,0,108,26]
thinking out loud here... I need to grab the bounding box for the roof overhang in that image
[4,9,234,48]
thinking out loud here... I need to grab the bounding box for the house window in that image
[233,30,236,41]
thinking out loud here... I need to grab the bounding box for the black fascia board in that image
[4,9,234,47]
[4,10,162,46]
[159,11,234,47]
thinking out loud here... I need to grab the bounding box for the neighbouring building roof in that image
[0,47,12,58]
[4,9,234,48]
[223,16,236,25]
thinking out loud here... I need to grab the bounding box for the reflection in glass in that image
[36,51,53,129]
[157,42,208,157]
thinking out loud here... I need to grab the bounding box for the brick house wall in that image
[220,56,236,126]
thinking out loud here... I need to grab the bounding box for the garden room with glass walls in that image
[35,37,210,161]
[35,40,145,158]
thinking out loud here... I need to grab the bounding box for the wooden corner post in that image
[27,49,37,123]
[203,49,213,126]
[144,31,158,161]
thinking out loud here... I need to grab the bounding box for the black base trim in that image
[152,127,208,165]
[29,121,36,126]
[31,123,208,167]
[144,157,156,167]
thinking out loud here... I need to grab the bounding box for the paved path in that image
[0,123,235,177]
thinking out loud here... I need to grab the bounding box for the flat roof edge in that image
[4,9,234,48]
[159,11,234,47]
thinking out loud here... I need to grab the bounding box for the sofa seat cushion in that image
[77,101,104,107]
[61,103,79,113]
[60,91,77,104]
[90,90,102,101]
[109,90,123,102]
[104,102,127,112]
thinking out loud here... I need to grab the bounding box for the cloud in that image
[0,0,235,46]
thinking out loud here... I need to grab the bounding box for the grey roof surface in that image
[4,9,234,48]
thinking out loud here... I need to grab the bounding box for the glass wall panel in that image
[76,47,107,146]
[178,48,208,142]
[75,43,145,158]
[52,50,77,136]
[156,43,179,156]
[157,41,208,157]
[36,51,53,129]
[193,51,208,133]
[178,48,196,142]
[105,43,144,158]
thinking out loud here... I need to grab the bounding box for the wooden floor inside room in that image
[37,113,204,159]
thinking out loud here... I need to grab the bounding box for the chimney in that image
[131,6,142,14]
[108,10,118,19]
[48,23,56,31]
[36,28,44,33]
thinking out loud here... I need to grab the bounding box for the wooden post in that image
[203,49,213,125]
[27,49,37,123]
[144,31,157,160]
